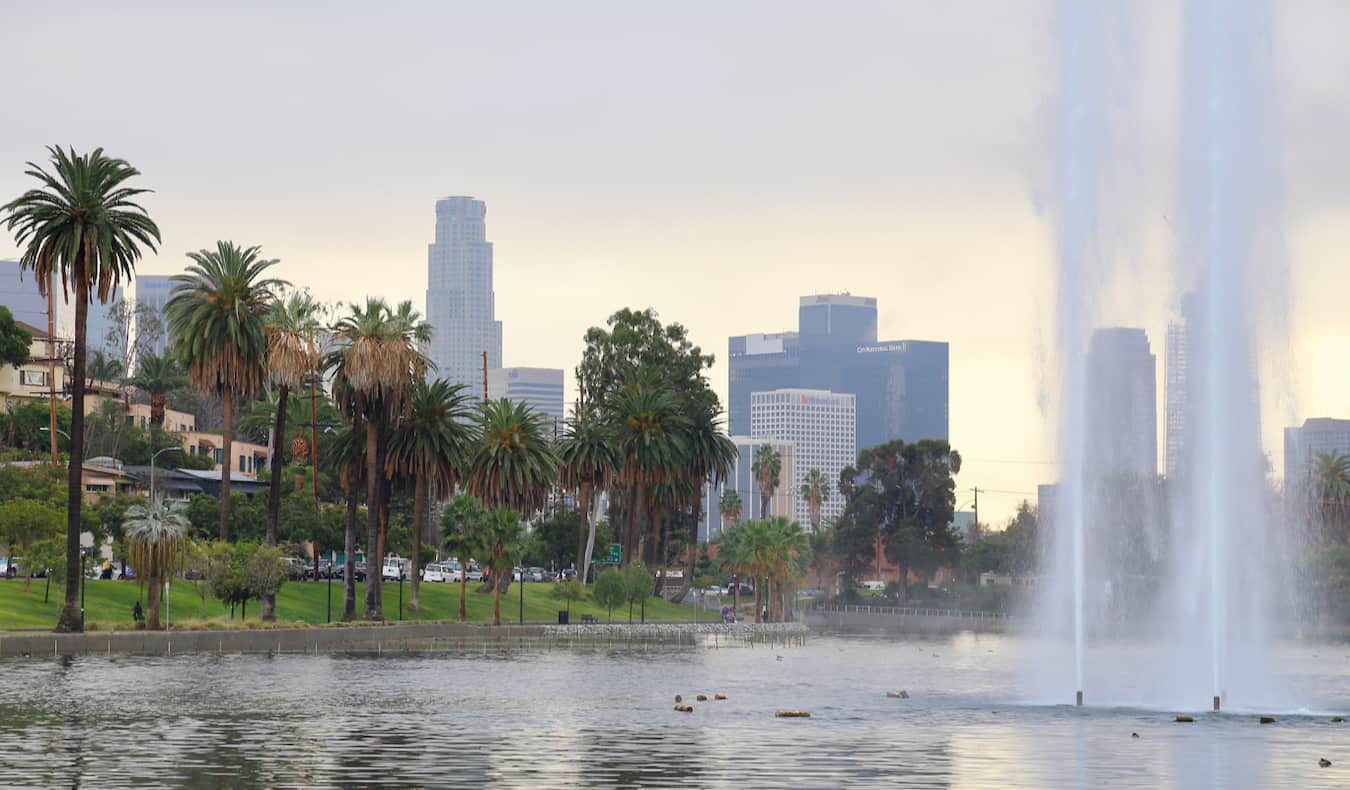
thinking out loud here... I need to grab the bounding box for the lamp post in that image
[80,546,89,630]
[149,445,180,503]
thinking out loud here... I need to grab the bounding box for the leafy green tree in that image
[2,146,161,632]
[0,305,31,368]
[125,351,187,430]
[522,504,580,570]
[2,400,72,454]
[592,567,626,622]
[0,498,62,591]
[245,544,287,608]
[836,439,962,602]
[85,349,123,389]
[386,379,477,612]
[166,241,286,541]
[25,537,66,603]
[622,561,654,623]
[441,493,488,623]
[550,578,585,615]
[327,297,430,620]
[125,497,190,629]
[752,444,782,518]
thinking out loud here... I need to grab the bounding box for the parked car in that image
[381,556,407,581]
[304,560,337,581]
[559,568,577,581]
[422,563,449,583]
[526,567,547,582]
[280,557,307,580]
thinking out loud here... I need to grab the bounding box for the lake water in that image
[0,632,1345,788]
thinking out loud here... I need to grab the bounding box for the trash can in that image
[557,610,569,625]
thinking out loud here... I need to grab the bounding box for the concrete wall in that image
[804,604,1011,635]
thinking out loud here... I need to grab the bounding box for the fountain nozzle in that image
[1213,696,1221,712]
[1076,690,1083,707]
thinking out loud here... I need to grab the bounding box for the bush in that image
[622,563,654,623]
[549,578,585,613]
[592,568,626,623]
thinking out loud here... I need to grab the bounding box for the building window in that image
[20,370,47,387]
[213,449,223,464]
[238,455,246,473]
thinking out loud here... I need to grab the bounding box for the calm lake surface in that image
[0,632,1346,789]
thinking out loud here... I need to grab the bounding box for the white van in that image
[422,563,449,583]
[381,556,407,581]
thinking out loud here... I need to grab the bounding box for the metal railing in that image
[809,602,1012,621]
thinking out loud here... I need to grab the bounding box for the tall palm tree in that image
[85,350,124,389]
[752,444,782,518]
[166,241,285,541]
[326,416,365,620]
[1,146,160,632]
[466,398,559,621]
[719,488,743,532]
[125,351,187,429]
[556,409,617,584]
[327,298,430,620]
[674,407,736,601]
[762,516,811,621]
[254,290,323,622]
[1313,451,1350,542]
[442,493,488,622]
[713,519,753,618]
[124,497,190,630]
[609,381,688,565]
[799,468,831,530]
[386,379,477,611]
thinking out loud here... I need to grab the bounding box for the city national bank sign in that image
[855,342,910,354]
[799,394,848,407]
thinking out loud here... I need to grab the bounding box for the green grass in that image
[0,577,700,631]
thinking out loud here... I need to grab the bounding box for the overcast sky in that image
[2,1,1347,524]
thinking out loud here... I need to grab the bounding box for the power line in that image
[961,458,1057,466]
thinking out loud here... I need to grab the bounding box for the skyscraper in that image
[728,294,948,454]
[1165,321,1187,479]
[488,367,565,431]
[1284,418,1350,487]
[750,388,856,528]
[0,260,48,328]
[425,196,502,390]
[1084,327,1158,479]
[136,274,177,357]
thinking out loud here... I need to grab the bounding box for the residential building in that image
[424,196,502,391]
[700,436,796,542]
[0,260,48,328]
[1084,327,1157,478]
[729,294,948,454]
[1284,418,1350,487]
[750,388,856,528]
[0,319,67,410]
[488,367,565,431]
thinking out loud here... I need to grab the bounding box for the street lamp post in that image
[149,445,180,503]
[80,546,88,630]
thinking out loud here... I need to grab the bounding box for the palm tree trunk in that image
[674,488,702,604]
[754,577,763,623]
[261,384,289,623]
[492,552,502,626]
[151,391,166,429]
[56,262,89,633]
[363,420,382,620]
[733,573,740,616]
[459,572,468,623]
[147,572,162,631]
[623,484,644,565]
[582,489,602,584]
[341,415,362,621]
[220,389,234,541]
[575,481,590,581]
[409,474,425,611]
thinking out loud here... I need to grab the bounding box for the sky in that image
[2,1,1347,525]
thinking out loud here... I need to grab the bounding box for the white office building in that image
[700,436,796,542]
[488,367,565,432]
[750,388,856,528]
[424,196,502,390]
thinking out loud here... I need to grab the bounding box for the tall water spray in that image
[1040,0,1284,710]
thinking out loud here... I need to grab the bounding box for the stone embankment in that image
[0,620,808,658]
[804,602,1012,634]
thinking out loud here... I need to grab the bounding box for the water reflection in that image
[0,634,1344,788]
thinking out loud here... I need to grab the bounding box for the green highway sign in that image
[602,543,621,564]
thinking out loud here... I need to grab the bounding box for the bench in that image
[580,614,596,625]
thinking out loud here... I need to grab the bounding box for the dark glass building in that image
[728,294,949,453]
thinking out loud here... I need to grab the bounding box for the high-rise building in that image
[0,260,48,328]
[1084,327,1158,478]
[750,388,855,528]
[1284,418,1350,487]
[729,294,947,455]
[1165,321,1187,479]
[699,436,796,542]
[424,196,502,391]
[84,285,122,358]
[488,367,565,432]
[136,274,177,358]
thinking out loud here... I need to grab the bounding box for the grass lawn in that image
[0,577,702,631]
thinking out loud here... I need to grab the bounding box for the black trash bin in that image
[558,610,569,625]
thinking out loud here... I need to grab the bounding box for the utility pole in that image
[971,486,981,527]
[481,351,488,404]
[46,272,58,465]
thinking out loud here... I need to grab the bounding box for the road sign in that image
[602,543,621,564]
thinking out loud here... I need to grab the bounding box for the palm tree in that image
[762,516,811,621]
[327,298,430,620]
[466,398,559,620]
[125,351,187,429]
[166,241,285,541]
[713,520,753,619]
[719,488,743,532]
[326,416,365,620]
[124,497,190,630]
[442,493,488,622]
[482,507,525,626]
[673,407,736,601]
[799,468,831,530]
[556,409,617,584]
[86,350,124,389]
[752,444,782,518]
[1,146,160,632]
[609,381,688,565]
[1312,451,1350,542]
[252,290,323,621]
[386,379,477,611]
